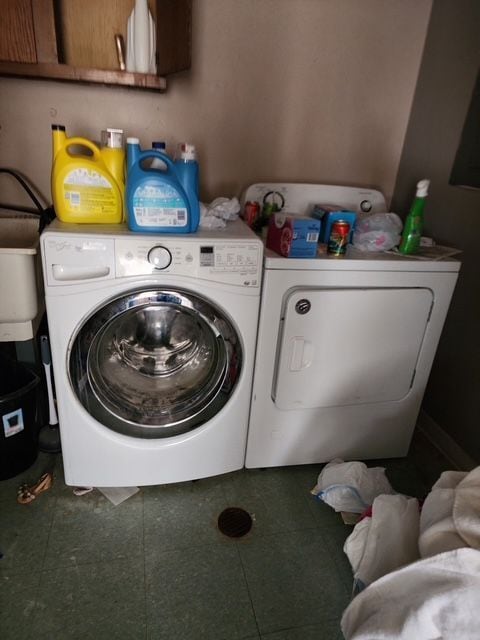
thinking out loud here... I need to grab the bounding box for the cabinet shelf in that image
[0,61,167,91]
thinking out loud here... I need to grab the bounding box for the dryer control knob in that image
[360,199,373,213]
[148,246,172,270]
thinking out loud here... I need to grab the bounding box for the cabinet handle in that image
[115,34,126,71]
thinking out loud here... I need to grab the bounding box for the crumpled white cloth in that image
[419,466,480,558]
[341,547,480,640]
[311,458,394,513]
[199,197,241,228]
[344,494,420,592]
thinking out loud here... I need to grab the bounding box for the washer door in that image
[69,288,242,438]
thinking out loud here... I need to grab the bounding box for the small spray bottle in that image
[399,179,430,254]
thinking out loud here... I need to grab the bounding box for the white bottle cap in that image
[416,179,430,197]
[178,143,197,161]
[102,128,124,149]
[126,137,140,144]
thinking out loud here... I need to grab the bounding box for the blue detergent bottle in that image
[174,142,200,225]
[174,143,199,192]
[126,137,200,233]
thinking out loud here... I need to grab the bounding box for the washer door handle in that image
[52,264,110,281]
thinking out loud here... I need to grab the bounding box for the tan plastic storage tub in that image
[0,215,44,341]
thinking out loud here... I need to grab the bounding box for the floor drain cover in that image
[217,507,252,538]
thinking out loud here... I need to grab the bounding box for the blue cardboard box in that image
[311,205,357,243]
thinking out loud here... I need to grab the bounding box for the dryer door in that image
[69,288,242,438]
[273,287,433,410]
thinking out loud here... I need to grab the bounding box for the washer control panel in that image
[115,237,262,287]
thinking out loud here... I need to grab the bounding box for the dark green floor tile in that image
[0,571,41,640]
[145,544,257,640]
[238,529,350,635]
[0,493,55,575]
[221,468,316,536]
[223,467,312,499]
[143,478,230,553]
[261,620,344,639]
[307,494,347,530]
[320,526,354,595]
[277,464,325,494]
[43,492,143,569]
[32,558,146,639]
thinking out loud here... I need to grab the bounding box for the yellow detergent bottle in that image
[51,124,125,223]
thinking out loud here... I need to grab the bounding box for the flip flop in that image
[17,472,54,505]
[73,486,93,496]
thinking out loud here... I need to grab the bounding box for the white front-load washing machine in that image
[41,219,263,486]
[243,183,460,468]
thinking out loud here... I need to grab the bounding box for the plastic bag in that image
[311,458,394,513]
[353,213,403,252]
[344,494,420,593]
[199,196,241,229]
[208,197,241,220]
[199,202,226,229]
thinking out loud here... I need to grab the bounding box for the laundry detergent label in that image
[132,184,188,227]
[63,169,116,215]
[3,408,24,438]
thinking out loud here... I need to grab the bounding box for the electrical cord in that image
[0,168,55,232]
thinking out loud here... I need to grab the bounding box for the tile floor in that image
[0,428,451,640]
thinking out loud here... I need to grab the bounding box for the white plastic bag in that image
[311,458,394,513]
[208,197,241,220]
[353,213,403,252]
[344,494,420,592]
[199,197,241,229]
[199,201,226,229]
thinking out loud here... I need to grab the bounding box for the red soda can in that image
[328,220,350,256]
[243,201,260,227]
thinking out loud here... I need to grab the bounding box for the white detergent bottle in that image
[126,0,156,74]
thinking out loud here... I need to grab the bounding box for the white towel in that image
[341,547,480,640]
[419,467,480,558]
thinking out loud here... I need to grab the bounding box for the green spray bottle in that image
[399,179,430,254]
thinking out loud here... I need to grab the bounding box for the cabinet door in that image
[57,0,142,70]
[0,0,57,64]
[0,0,37,63]
[57,0,191,74]
[273,287,433,410]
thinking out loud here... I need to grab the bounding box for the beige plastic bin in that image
[0,215,44,341]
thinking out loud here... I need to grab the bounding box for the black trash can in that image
[0,356,40,480]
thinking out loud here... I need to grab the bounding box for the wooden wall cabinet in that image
[0,0,192,92]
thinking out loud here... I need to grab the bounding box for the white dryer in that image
[41,219,262,486]
[244,184,460,468]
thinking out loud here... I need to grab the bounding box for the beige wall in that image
[0,0,431,208]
